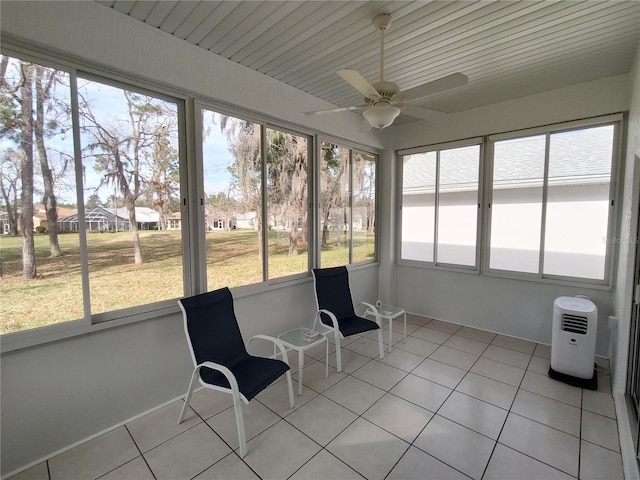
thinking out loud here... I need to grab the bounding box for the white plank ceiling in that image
[97,1,640,124]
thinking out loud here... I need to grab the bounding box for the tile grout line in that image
[24,319,620,480]
[479,345,537,480]
[124,424,158,480]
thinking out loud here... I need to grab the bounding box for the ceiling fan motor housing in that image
[373,14,392,31]
[368,81,399,104]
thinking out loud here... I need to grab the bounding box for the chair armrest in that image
[248,334,290,366]
[194,361,244,401]
[315,309,340,330]
[358,301,382,326]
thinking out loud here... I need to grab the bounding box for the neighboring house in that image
[166,212,181,230]
[164,208,253,231]
[31,204,77,232]
[131,207,160,230]
[0,211,10,234]
[203,205,234,230]
[210,217,237,230]
[0,204,77,234]
[57,206,159,232]
[236,211,258,229]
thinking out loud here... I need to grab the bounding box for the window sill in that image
[0,303,179,354]
[1,262,380,354]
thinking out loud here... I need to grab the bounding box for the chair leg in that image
[232,393,247,458]
[334,330,342,372]
[285,371,295,409]
[377,327,385,359]
[178,369,200,424]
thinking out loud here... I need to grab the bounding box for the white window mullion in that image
[348,149,354,265]
[185,98,202,294]
[433,150,441,265]
[69,68,92,323]
[538,133,551,278]
[261,123,268,282]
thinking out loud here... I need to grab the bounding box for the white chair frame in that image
[177,302,294,458]
[312,301,384,372]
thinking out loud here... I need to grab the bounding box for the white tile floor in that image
[10,314,624,480]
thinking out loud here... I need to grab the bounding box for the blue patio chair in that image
[312,266,384,372]
[177,287,294,458]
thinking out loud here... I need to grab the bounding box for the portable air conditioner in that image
[549,295,598,389]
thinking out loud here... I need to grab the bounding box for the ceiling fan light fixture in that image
[363,104,401,129]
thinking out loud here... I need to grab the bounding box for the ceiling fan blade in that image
[303,104,368,116]
[401,104,449,122]
[337,69,381,100]
[402,73,468,102]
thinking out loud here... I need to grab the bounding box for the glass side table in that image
[278,327,329,395]
[366,303,406,352]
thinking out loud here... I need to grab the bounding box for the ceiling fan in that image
[304,14,468,129]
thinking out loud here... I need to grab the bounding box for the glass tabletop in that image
[372,304,405,316]
[278,327,324,348]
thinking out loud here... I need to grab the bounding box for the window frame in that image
[397,137,484,272]
[0,47,191,342]
[316,137,379,268]
[396,114,622,289]
[0,46,193,350]
[74,71,190,324]
[483,114,622,286]
[0,41,382,352]
[195,102,316,291]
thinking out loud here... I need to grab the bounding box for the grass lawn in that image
[0,229,374,334]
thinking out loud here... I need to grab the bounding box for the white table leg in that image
[324,336,329,378]
[298,348,304,395]
[403,311,407,343]
[388,317,393,352]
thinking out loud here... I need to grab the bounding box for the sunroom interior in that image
[1,1,640,479]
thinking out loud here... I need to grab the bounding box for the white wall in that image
[612,38,640,394]
[382,74,631,355]
[386,74,630,148]
[0,2,382,475]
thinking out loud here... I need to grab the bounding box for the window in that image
[488,121,618,282]
[0,53,184,335]
[351,151,376,263]
[200,109,311,288]
[319,142,376,267]
[266,127,310,279]
[1,48,379,345]
[400,141,481,268]
[77,78,182,315]
[201,110,263,289]
[489,135,545,273]
[1,56,81,333]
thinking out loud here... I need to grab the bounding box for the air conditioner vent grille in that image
[561,314,589,335]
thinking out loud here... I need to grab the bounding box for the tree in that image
[79,84,177,263]
[1,56,73,277]
[222,116,264,258]
[266,129,308,255]
[1,58,36,277]
[320,144,349,247]
[0,148,21,235]
[18,62,36,278]
[85,193,104,210]
[34,64,64,256]
[353,153,376,233]
[145,123,179,230]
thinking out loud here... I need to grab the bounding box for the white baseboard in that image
[1,389,203,480]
